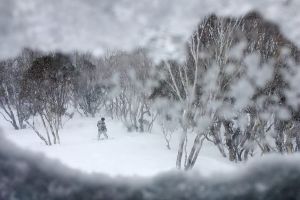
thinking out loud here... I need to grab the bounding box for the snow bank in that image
[1,131,300,200]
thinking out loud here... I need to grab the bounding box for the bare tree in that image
[0,49,37,130]
[153,12,300,169]
[72,52,107,117]
[21,53,74,145]
[159,15,242,169]
[103,49,156,132]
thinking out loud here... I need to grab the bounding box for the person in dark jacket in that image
[97,117,108,140]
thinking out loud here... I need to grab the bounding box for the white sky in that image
[0,0,299,60]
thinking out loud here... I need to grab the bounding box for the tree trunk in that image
[40,114,52,145]
[296,133,300,152]
[185,134,205,170]
[25,120,49,146]
[176,127,187,169]
[11,116,19,130]
[55,130,60,144]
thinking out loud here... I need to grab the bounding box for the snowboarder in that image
[97,117,108,140]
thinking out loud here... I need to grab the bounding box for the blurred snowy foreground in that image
[0,123,299,199]
[1,117,300,199]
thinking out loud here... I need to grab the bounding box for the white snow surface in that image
[0,115,236,177]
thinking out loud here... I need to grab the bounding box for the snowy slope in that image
[1,115,235,177]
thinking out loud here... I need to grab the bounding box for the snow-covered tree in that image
[152,12,300,169]
[72,52,108,117]
[21,53,75,145]
[0,49,38,130]
[104,49,157,132]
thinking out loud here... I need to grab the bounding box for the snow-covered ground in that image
[0,115,236,177]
